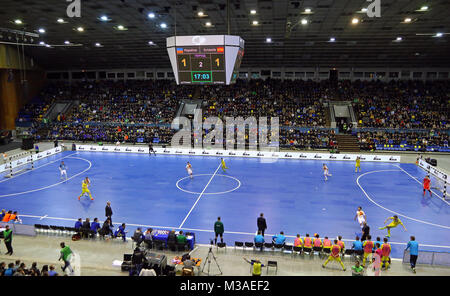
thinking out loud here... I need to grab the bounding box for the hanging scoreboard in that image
[167,35,244,85]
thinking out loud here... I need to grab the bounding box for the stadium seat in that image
[263,242,274,252]
[266,261,278,274]
[254,242,264,252]
[283,244,293,255]
[234,241,244,251]
[216,242,226,253]
[244,242,254,251]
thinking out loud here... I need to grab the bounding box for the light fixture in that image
[148,12,155,19]
[396,36,403,41]
[301,19,308,25]
[45,44,51,48]
[197,11,204,17]
[329,37,336,42]
[148,41,155,45]
[404,17,412,23]
[160,23,167,28]
[38,28,45,33]
[266,37,272,43]
[250,10,257,14]
[39,41,45,45]
[14,19,22,24]
[434,32,443,37]
[305,8,312,13]
[252,20,258,25]
[99,15,111,22]
[352,18,359,24]
[205,22,212,27]
[57,18,65,23]
[420,5,428,11]
[117,25,124,30]
[64,40,70,44]
[77,26,84,32]
[361,8,367,12]
[95,42,101,47]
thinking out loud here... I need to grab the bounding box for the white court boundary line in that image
[176,173,241,195]
[18,213,450,250]
[0,156,92,198]
[395,164,450,206]
[356,169,450,230]
[178,163,222,228]
[0,152,79,184]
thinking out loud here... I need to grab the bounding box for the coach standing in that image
[406,236,419,273]
[105,201,113,225]
[3,225,13,255]
[257,213,267,237]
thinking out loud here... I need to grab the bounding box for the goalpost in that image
[418,159,449,200]
[3,151,35,178]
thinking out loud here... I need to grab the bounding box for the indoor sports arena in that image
[0,0,449,280]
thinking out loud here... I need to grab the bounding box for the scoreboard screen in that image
[167,35,245,85]
[176,46,226,84]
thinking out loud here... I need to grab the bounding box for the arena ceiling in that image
[1,0,449,70]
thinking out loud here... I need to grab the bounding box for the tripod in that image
[201,246,223,276]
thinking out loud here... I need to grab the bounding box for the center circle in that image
[176,174,241,195]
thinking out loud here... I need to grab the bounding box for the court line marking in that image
[0,152,79,184]
[17,213,450,250]
[356,169,450,230]
[178,163,222,228]
[176,173,241,195]
[0,156,92,198]
[394,164,450,206]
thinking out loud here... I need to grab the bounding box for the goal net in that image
[430,174,449,200]
[3,153,34,178]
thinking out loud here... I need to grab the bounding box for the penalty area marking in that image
[356,169,450,230]
[394,164,450,207]
[0,152,79,184]
[0,156,92,198]
[176,174,241,195]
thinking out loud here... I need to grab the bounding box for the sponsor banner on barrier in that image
[418,159,448,182]
[75,145,401,163]
[0,147,62,174]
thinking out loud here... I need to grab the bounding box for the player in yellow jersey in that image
[355,156,361,173]
[379,215,406,238]
[78,177,94,201]
[221,158,228,172]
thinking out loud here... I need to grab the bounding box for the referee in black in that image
[105,201,113,225]
[148,142,156,155]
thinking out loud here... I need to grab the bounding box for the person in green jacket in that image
[59,242,74,274]
[177,230,187,245]
[3,225,13,255]
[214,217,224,245]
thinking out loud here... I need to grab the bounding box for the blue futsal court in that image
[1,150,449,259]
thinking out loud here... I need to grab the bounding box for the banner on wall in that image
[75,145,401,163]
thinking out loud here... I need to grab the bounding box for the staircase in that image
[335,134,360,152]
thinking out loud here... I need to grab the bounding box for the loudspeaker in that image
[22,138,34,150]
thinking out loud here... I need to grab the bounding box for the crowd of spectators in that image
[0,260,59,276]
[17,78,449,150]
[357,130,449,151]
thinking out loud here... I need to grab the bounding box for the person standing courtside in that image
[405,236,419,273]
[3,225,13,255]
[105,201,113,225]
[257,213,267,237]
[214,217,224,245]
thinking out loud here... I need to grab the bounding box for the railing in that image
[403,250,450,267]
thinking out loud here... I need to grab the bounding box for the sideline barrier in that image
[76,145,401,163]
[0,147,63,174]
[403,249,450,267]
[0,222,36,237]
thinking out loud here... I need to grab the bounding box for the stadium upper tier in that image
[17,79,449,151]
